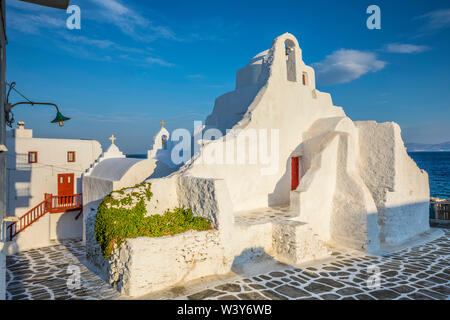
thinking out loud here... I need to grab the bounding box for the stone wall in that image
[272,221,329,264]
[86,211,231,297]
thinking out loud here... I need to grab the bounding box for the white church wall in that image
[297,116,380,252]
[186,33,345,212]
[384,123,429,245]
[356,121,430,247]
[297,132,340,242]
[82,176,113,244]
[144,174,179,215]
[330,133,380,252]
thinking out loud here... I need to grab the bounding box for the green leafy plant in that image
[94,183,211,258]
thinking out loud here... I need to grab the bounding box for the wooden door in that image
[291,157,300,190]
[58,173,74,205]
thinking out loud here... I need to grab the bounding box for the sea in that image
[409,152,450,199]
[126,152,450,200]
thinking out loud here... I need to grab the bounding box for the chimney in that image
[14,121,33,138]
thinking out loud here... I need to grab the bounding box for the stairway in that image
[6,194,82,241]
[272,220,331,265]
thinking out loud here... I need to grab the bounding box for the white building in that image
[0,0,72,300]
[4,122,102,253]
[82,134,175,242]
[86,33,433,297]
[147,121,177,168]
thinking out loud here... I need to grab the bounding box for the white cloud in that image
[61,34,115,49]
[59,33,145,54]
[313,49,386,85]
[417,8,450,31]
[146,57,174,67]
[90,0,177,42]
[7,8,65,34]
[91,0,130,15]
[385,43,430,54]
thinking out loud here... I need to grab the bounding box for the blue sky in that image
[5,0,450,153]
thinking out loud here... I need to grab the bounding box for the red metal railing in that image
[49,194,82,213]
[6,193,82,241]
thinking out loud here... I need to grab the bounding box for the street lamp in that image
[20,0,70,10]
[4,82,71,127]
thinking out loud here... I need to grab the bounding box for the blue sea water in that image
[127,153,450,199]
[408,152,450,199]
[126,154,147,159]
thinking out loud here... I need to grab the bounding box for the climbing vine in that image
[94,182,211,258]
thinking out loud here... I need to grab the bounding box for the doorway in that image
[58,173,74,205]
[291,157,302,190]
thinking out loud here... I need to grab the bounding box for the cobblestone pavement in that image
[181,229,450,300]
[5,240,120,300]
[6,230,450,300]
[234,207,298,226]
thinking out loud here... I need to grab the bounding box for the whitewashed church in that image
[0,32,432,298]
[84,33,432,297]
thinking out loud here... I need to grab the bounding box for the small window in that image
[67,151,76,163]
[161,135,168,150]
[302,72,308,85]
[28,152,37,164]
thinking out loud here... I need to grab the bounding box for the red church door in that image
[58,173,74,205]
[291,157,300,190]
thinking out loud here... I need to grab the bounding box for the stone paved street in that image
[148,228,450,300]
[5,240,120,300]
[5,229,450,300]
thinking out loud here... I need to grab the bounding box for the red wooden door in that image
[58,173,74,205]
[291,157,300,190]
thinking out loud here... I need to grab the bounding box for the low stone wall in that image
[383,198,430,245]
[272,221,329,264]
[86,211,232,297]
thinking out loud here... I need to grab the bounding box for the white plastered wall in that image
[356,121,430,246]
[183,33,345,212]
[4,129,102,253]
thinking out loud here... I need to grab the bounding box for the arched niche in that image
[285,39,297,82]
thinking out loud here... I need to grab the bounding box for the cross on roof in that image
[160,120,165,128]
[109,134,116,145]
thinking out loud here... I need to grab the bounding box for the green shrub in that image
[94,183,212,258]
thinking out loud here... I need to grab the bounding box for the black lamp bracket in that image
[4,82,63,128]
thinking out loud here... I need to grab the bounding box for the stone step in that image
[289,190,300,213]
[272,220,331,265]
